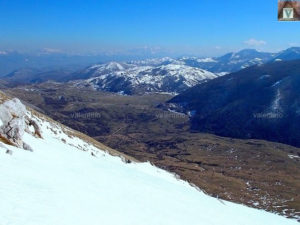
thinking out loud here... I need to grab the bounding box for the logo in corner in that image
[278,1,300,21]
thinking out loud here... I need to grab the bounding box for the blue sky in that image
[0,0,299,56]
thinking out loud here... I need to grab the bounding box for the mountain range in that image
[2,47,300,95]
[0,49,173,76]
[181,49,275,73]
[181,47,300,73]
[0,51,106,76]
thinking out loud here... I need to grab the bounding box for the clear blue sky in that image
[0,0,299,56]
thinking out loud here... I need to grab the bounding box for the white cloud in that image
[244,38,267,47]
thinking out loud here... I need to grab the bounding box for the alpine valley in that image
[1,47,300,223]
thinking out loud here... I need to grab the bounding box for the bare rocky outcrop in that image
[27,118,42,138]
[0,98,41,151]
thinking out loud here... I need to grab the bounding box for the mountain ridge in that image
[169,59,300,147]
[72,62,218,94]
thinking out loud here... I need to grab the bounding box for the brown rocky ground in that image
[4,82,300,220]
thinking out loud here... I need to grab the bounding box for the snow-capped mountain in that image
[181,49,275,73]
[73,62,218,94]
[2,47,300,91]
[0,93,297,225]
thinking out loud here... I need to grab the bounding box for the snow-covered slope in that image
[0,96,298,225]
[74,62,218,94]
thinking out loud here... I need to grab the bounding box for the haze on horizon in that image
[0,0,300,57]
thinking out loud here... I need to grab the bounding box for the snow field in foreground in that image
[0,113,298,225]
